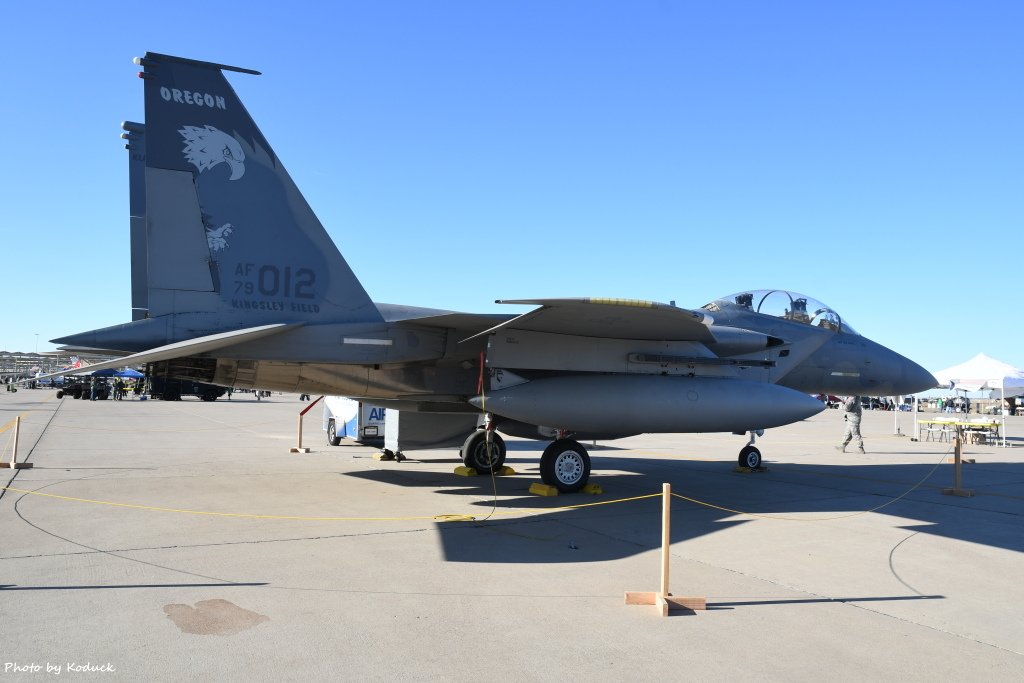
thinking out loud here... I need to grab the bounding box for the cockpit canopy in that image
[702,290,858,335]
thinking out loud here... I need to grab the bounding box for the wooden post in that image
[625,482,705,615]
[12,416,19,465]
[1,416,32,469]
[943,427,974,497]
[660,482,671,597]
[954,435,962,490]
[290,396,323,453]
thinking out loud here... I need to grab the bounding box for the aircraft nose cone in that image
[869,341,938,395]
[904,360,938,395]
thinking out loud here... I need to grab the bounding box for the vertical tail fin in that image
[135,52,381,327]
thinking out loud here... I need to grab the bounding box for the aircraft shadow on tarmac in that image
[341,453,1024,564]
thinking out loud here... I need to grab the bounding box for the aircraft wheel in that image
[461,430,506,473]
[738,445,762,469]
[327,420,342,446]
[540,440,591,493]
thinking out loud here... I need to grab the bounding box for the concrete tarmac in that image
[1,389,1022,681]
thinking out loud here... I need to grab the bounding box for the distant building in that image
[0,350,118,381]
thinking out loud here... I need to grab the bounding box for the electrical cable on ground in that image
[477,357,500,524]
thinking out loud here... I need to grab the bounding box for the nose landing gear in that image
[737,430,764,469]
[460,428,507,474]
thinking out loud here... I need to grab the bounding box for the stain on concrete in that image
[163,599,269,636]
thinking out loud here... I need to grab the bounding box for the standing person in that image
[836,395,865,453]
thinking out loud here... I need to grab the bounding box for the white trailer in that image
[323,397,386,446]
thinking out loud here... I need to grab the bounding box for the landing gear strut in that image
[737,430,764,469]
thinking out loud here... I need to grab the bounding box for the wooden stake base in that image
[0,462,32,469]
[623,483,706,616]
[289,447,312,453]
[942,488,975,497]
[625,591,706,615]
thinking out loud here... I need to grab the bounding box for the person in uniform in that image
[836,395,865,453]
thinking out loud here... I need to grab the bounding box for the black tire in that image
[56,390,64,399]
[738,445,762,469]
[540,439,591,493]
[460,430,506,473]
[327,420,342,446]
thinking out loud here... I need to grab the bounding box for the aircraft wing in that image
[464,298,715,342]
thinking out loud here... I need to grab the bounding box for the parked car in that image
[815,394,842,408]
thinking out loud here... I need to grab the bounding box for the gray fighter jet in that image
[53,53,936,492]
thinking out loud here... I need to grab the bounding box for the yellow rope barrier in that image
[0,485,661,522]
[0,415,28,435]
[670,449,952,521]
[2,462,952,525]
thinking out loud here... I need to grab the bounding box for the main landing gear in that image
[539,439,591,493]
[737,430,764,469]
[460,424,593,494]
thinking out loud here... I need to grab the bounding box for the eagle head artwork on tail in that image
[179,125,246,180]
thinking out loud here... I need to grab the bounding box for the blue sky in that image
[1,1,1021,376]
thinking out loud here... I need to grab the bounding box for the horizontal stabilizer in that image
[30,323,298,383]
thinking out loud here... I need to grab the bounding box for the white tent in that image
[932,353,1024,447]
